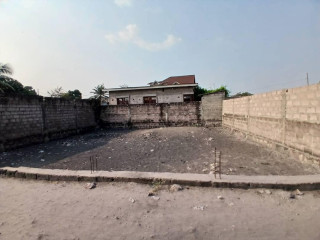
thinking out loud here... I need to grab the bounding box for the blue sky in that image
[0,0,319,98]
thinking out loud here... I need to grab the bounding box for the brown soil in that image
[1,178,320,240]
[0,127,319,175]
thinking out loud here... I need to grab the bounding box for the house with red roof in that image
[106,75,197,105]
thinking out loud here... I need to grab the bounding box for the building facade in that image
[106,75,197,105]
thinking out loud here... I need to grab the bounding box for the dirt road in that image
[1,178,320,240]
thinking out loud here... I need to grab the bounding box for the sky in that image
[0,0,319,98]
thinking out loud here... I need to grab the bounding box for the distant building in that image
[106,75,197,105]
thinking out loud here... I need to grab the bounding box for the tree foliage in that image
[47,87,82,100]
[230,92,253,98]
[194,85,230,101]
[47,86,64,98]
[62,89,82,100]
[91,84,106,101]
[0,63,37,95]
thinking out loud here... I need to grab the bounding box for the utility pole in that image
[306,73,309,86]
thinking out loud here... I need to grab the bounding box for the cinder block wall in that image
[100,102,201,128]
[222,83,320,160]
[201,92,225,126]
[0,95,97,151]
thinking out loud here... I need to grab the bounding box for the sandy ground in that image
[0,127,319,175]
[1,177,320,240]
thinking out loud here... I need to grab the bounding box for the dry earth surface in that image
[0,127,319,175]
[0,177,320,240]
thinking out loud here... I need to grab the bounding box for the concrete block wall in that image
[201,92,225,126]
[222,83,320,160]
[44,98,77,133]
[285,84,320,157]
[0,95,97,151]
[100,102,201,128]
[0,96,44,150]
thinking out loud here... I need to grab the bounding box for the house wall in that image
[201,92,225,126]
[0,95,97,151]
[222,83,320,161]
[100,102,201,128]
[109,87,194,105]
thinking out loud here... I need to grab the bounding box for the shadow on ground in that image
[1,127,319,175]
[0,129,131,168]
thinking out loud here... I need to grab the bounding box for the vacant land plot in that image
[1,178,320,240]
[1,127,319,175]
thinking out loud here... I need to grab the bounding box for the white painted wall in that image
[109,87,194,105]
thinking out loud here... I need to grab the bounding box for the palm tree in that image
[91,84,107,101]
[0,63,15,93]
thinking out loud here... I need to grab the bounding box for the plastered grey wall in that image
[201,92,225,126]
[0,95,97,151]
[222,83,320,160]
[109,87,194,105]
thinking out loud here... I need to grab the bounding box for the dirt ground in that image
[0,177,320,240]
[0,127,319,175]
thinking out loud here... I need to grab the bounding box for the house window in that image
[143,96,157,104]
[117,97,129,105]
[183,94,194,102]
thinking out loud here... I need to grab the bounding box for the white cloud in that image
[114,0,132,7]
[105,24,182,51]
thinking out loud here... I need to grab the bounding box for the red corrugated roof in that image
[159,75,196,85]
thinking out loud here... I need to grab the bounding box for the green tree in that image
[230,92,253,98]
[91,84,106,101]
[61,89,82,100]
[22,86,37,95]
[194,85,230,101]
[47,86,64,98]
[0,63,16,93]
[0,63,37,95]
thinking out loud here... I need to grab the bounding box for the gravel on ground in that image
[0,177,320,240]
[0,127,319,175]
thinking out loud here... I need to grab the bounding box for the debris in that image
[257,190,265,194]
[293,189,304,196]
[193,205,205,211]
[261,162,270,165]
[129,197,135,203]
[40,159,45,162]
[202,168,208,172]
[150,149,154,152]
[39,150,44,153]
[148,192,155,196]
[208,137,213,141]
[289,193,296,199]
[169,184,183,192]
[151,196,160,201]
[290,189,303,199]
[229,202,234,206]
[85,182,96,189]
[217,195,224,200]
[265,190,272,195]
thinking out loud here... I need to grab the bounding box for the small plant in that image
[149,179,166,195]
